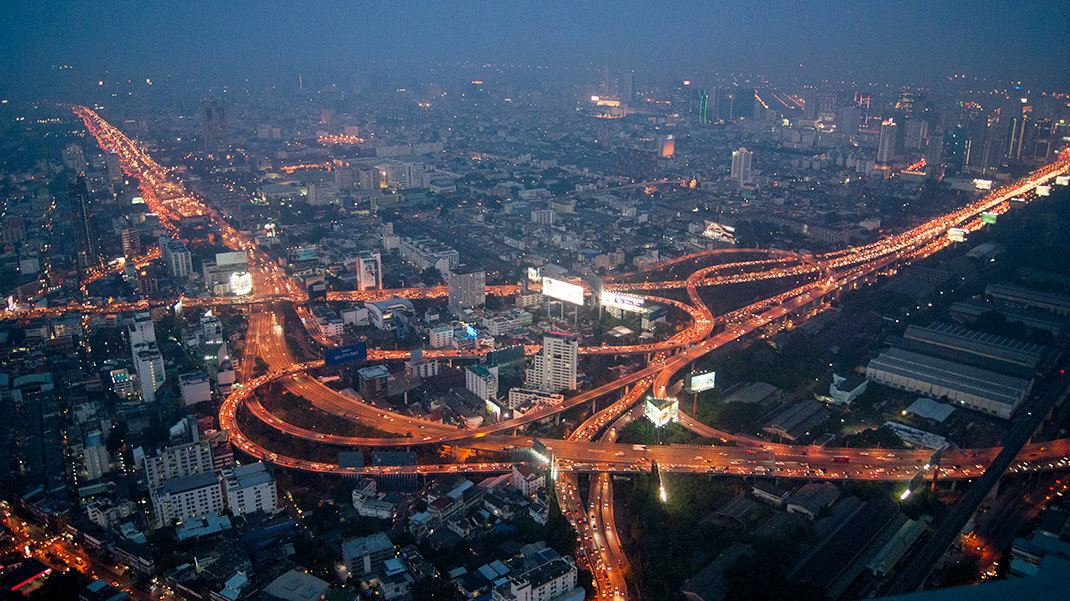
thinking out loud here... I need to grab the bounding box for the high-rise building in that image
[121,228,141,258]
[817,86,836,118]
[878,119,897,163]
[466,365,498,402]
[201,100,227,147]
[357,251,382,291]
[62,144,87,172]
[69,176,102,272]
[904,119,929,151]
[143,440,215,490]
[448,268,486,312]
[335,167,356,190]
[621,72,634,104]
[526,332,578,392]
[730,147,753,186]
[671,80,694,118]
[159,237,192,278]
[836,106,863,134]
[132,339,165,404]
[657,134,675,158]
[105,151,122,183]
[802,88,819,120]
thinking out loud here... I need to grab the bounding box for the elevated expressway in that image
[70,106,1070,600]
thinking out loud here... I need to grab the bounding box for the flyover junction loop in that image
[224,151,1070,481]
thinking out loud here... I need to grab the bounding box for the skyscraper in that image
[730,148,753,186]
[69,175,101,272]
[202,100,227,147]
[878,119,898,163]
[526,332,578,392]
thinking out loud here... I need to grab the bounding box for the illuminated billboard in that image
[229,271,253,296]
[357,253,382,291]
[542,277,584,306]
[527,267,541,283]
[644,396,679,428]
[1056,176,1069,186]
[602,291,646,312]
[972,179,993,191]
[1037,185,1051,196]
[686,371,717,393]
[980,212,997,225]
[948,228,967,243]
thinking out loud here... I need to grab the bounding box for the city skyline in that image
[3,1,1070,101]
[2,5,1070,601]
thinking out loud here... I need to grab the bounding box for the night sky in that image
[3,1,1069,98]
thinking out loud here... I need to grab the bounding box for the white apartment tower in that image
[878,119,897,163]
[730,147,753,185]
[526,332,578,392]
[143,440,215,489]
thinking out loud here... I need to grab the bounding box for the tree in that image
[421,267,442,285]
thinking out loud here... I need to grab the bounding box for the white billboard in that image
[948,228,967,242]
[644,397,679,428]
[527,267,541,283]
[602,291,646,313]
[1056,175,1069,186]
[229,271,253,296]
[542,277,584,306]
[687,371,717,393]
[1037,185,1051,196]
[217,251,248,266]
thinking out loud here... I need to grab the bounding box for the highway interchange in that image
[56,106,1070,600]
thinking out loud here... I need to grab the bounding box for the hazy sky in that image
[3,1,1069,98]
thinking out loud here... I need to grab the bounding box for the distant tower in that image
[878,119,897,163]
[671,80,694,118]
[69,175,101,272]
[657,135,675,158]
[62,144,88,173]
[730,148,753,186]
[201,100,227,148]
[621,72,634,104]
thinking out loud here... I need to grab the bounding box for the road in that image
[70,106,1070,601]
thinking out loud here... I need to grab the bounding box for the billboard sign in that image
[980,212,997,225]
[602,291,646,312]
[324,342,368,367]
[217,251,248,266]
[948,228,967,242]
[972,179,993,191]
[357,253,382,291]
[1037,185,1051,196]
[542,277,584,306]
[290,245,318,262]
[686,371,717,393]
[1056,175,1069,186]
[229,271,253,296]
[527,267,541,283]
[644,396,679,428]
